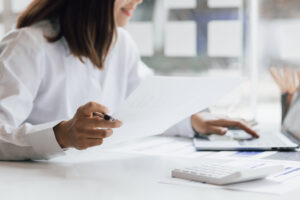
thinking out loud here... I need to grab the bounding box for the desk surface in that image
[0,149,299,200]
[1,102,298,200]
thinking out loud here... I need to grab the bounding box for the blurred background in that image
[1,0,300,123]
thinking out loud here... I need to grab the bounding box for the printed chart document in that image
[103,76,243,146]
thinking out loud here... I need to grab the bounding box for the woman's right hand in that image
[53,102,122,150]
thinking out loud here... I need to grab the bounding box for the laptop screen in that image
[283,92,300,141]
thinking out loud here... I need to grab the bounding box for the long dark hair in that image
[17,0,116,69]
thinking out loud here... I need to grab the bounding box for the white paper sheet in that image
[108,136,213,158]
[102,76,243,146]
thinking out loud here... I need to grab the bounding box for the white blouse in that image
[0,21,194,160]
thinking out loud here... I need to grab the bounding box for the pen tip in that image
[104,114,114,121]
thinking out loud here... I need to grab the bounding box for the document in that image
[108,135,213,158]
[206,151,277,160]
[103,76,244,146]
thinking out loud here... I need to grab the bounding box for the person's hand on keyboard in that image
[191,112,259,138]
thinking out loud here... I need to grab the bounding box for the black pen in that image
[93,112,115,122]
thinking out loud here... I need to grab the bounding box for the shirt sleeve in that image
[0,29,65,160]
[162,108,211,138]
[162,117,196,138]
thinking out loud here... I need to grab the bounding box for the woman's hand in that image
[54,102,122,150]
[191,112,259,138]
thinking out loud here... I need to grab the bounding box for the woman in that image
[0,0,258,160]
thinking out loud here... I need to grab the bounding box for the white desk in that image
[0,149,299,200]
[1,102,298,200]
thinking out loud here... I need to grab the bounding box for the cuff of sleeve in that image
[163,117,195,138]
[26,121,65,160]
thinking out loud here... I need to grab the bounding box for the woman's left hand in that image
[191,112,259,138]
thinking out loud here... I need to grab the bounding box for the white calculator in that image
[172,160,284,185]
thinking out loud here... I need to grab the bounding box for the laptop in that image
[193,124,300,151]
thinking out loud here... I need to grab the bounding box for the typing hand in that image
[191,112,259,138]
[54,102,122,150]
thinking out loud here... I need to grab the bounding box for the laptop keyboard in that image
[240,134,290,147]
